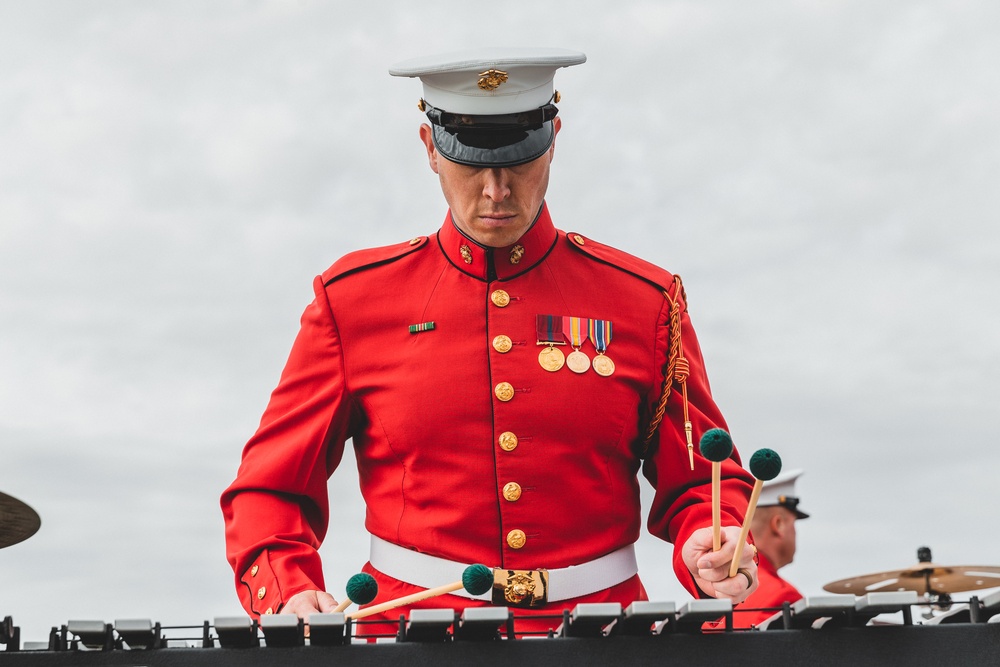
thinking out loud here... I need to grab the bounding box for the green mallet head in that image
[699,428,734,462]
[749,448,782,481]
[345,572,378,605]
[462,564,494,596]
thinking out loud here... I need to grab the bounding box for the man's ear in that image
[770,510,788,538]
[548,116,561,161]
[418,123,439,174]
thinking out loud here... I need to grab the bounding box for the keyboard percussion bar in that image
[854,591,919,625]
[559,603,621,638]
[306,613,347,646]
[456,607,510,641]
[66,621,113,651]
[616,601,675,636]
[787,595,857,629]
[676,599,732,631]
[982,588,1000,615]
[404,608,456,642]
[113,619,160,650]
[212,616,259,649]
[259,614,303,647]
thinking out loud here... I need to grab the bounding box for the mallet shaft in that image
[712,462,722,551]
[728,478,764,578]
[347,580,465,620]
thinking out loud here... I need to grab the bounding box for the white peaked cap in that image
[390,48,587,115]
[759,469,809,519]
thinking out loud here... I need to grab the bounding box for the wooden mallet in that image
[728,448,782,578]
[332,572,379,613]
[346,564,494,620]
[699,428,734,552]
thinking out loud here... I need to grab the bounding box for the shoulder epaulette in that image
[565,232,678,296]
[322,236,429,286]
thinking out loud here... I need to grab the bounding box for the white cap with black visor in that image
[389,48,587,168]
[759,469,810,520]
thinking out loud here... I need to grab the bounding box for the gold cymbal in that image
[824,561,1000,595]
[0,491,41,549]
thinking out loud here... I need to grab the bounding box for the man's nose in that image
[482,168,511,201]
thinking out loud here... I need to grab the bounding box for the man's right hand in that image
[280,589,339,617]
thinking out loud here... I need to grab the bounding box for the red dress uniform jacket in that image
[733,553,803,628]
[221,203,753,618]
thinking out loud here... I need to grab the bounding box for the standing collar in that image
[436,203,558,281]
[757,552,778,576]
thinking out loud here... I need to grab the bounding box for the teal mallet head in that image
[462,564,494,596]
[345,572,378,605]
[749,448,782,481]
[700,428,734,462]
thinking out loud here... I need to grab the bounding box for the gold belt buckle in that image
[492,568,549,607]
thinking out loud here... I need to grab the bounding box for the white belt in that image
[369,535,638,602]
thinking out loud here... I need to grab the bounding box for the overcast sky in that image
[2,0,999,643]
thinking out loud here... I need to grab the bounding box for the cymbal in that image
[824,561,1000,596]
[0,491,41,549]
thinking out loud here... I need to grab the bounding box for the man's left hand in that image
[681,525,758,603]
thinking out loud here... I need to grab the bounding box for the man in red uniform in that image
[734,469,808,628]
[221,48,758,630]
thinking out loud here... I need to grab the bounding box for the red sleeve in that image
[641,295,754,598]
[220,275,356,617]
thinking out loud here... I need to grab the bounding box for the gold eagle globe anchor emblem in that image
[505,572,535,604]
[477,68,509,91]
[492,568,549,607]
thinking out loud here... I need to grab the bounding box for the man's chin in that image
[471,222,527,248]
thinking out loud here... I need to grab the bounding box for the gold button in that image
[409,237,422,245]
[572,234,585,245]
[492,335,513,353]
[506,529,527,549]
[498,431,518,452]
[494,382,514,402]
[503,482,522,502]
[257,586,266,600]
[491,290,510,307]
[264,607,273,615]
[250,565,259,577]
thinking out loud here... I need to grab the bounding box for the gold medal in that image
[563,316,591,374]
[536,314,568,372]
[593,353,615,377]
[588,319,615,377]
[566,349,590,373]
[538,345,565,372]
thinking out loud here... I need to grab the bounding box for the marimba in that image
[2,590,999,666]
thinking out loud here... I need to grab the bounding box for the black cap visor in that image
[432,121,555,168]
[777,496,810,520]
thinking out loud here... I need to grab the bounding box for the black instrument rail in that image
[1,597,999,667]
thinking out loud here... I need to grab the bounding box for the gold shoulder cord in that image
[642,275,695,469]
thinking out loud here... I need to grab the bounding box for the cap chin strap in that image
[423,101,559,130]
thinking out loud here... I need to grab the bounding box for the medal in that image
[538,345,566,372]
[588,319,615,377]
[564,315,591,374]
[536,314,567,372]
[567,350,590,373]
[593,354,616,377]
